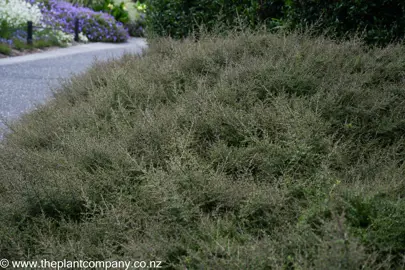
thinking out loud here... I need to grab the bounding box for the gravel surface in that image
[0,38,147,139]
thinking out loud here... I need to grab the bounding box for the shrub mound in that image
[1,30,405,268]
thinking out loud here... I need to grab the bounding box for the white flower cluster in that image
[79,32,88,43]
[51,31,89,45]
[0,0,42,28]
[52,30,74,45]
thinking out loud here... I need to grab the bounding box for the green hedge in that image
[146,0,405,46]
[145,0,284,39]
[285,0,405,45]
[258,0,285,22]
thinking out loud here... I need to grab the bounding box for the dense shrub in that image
[285,0,405,45]
[146,0,405,45]
[41,0,129,42]
[2,29,405,268]
[92,0,130,24]
[145,0,285,38]
[126,12,145,37]
[127,0,146,36]
[258,0,285,22]
[64,0,146,37]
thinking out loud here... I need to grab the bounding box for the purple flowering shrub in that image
[0,38,13,46]
[0,30,27,48]
[41,0,129,42]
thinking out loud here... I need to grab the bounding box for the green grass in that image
[11,38,61,52]
[0,43,12,55]
[2,28,405,269]
[33,39,61,49]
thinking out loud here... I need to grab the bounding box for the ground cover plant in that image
[2,28,405,268]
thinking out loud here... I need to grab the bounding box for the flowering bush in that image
[52,30,74,44]
[0,0,42,28]
[0,0,43,49]
[0,0,130,56]
[79,32,88,43]
[93,0,130,24]
[40,0,129,42]
[126,12,145,37]
[134,0,146,13]
[0,27,78,49]
[123,0,145,37]
[0,38,13,46]
[34,29,88,45]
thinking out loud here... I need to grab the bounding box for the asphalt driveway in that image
[0,38,147,138]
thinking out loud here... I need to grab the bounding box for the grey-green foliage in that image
[2,29,405,268]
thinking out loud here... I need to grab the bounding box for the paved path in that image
[0,38,148,138]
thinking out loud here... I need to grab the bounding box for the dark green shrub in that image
[145,0,285,38]
[146,0,405,45]
[126,13,146,37]
[285,0,405,45]
[0,21,13,40]
[126,20,145,37]
[144,0,224,38]
[258,0,285,22]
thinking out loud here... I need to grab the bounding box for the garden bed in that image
[0,0,146,59]
[0,46,59,58]
[0,41,83,58]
